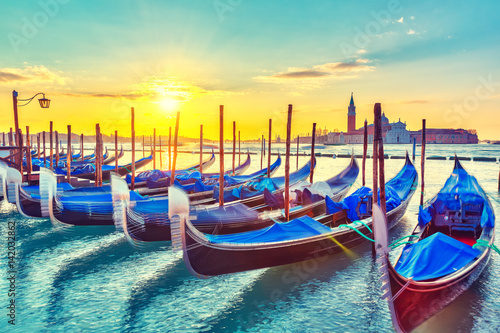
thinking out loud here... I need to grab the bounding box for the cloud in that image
[273,71,330,79]
[397,17,404,23]
[57,77,241,103]
[0,71,28,82]
[407,29,416,35]
[399,100,430,104]
[0,65,68,85]
[255,59,375,84]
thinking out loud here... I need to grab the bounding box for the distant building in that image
[347,92,356,132]
[327,93,411,144]
[410,129,478,144]
[325,93,478,144]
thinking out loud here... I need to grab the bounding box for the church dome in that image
[381,112,389,124]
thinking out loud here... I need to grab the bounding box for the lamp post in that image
[12,90,50,168]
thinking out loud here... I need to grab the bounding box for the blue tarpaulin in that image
[206,215,331,244]
[194,203,259,226]
[325,186,372,221]
[395,232,481,281]
[58,190,145,213]
[418,164,495,228]
[229,178,278,200]
[126,169,169,184]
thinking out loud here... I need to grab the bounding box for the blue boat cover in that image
[385,159,417,200]
[132,196,169,214]
[325,158,416,220]
[23,182,75,195]
[59,190,145,213]
[126,169,169,184]
[326,185,403,221]
[263,188,285,209]
[193,203,259,225]
[325,186,371,221]
[206,215,331,244]
[395,232,481,281]
[418,165,495,228]
[228,178,278,200]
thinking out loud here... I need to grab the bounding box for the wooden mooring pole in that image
[55,131,59,168]
[420,119,426,206]
[362,119,368,186]
[159,135,162,170]
[296,135,299,170]
[232,121,236,175]
[49,121,53,171]
[115,130,119,174]
[168,127,172,171]
[95,124,101,187]
[261,135,264,169]
[131,108,136,190]
[310,123,316,183]
[200,125,203,173]
[285,105,293,221]
[37,134,40,159]
[67,126,71,184]
[372,104,380,255]
[376,104,386,215]
[26,126,32,178]
[412,137,416,161]
[171,112,180,186]
[42,131,46,166]
[153,128,156,169]
[219,106,224,206]
[267,119,272,177]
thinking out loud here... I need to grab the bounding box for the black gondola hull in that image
[182,195,412,276]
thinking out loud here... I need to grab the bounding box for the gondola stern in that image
[6,167,22,204]
[373,203,405,333]
[453,154,464,170]
[168,186,210,279]
[111,173,130,232]
[39,167,57,218]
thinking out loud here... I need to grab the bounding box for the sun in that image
[159,98,180,112]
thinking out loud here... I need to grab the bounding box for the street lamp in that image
[12,90,50,166]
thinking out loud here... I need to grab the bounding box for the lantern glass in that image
[38,98,50,108]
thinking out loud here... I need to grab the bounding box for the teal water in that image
[1,144,500,332]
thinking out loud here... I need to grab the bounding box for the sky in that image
[0,0,499,140]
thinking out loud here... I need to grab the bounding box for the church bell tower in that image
[347,92,356,132]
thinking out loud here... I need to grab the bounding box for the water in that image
[2,144,500,332]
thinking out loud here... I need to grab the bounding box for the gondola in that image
[57,152,153,181]
[68,147,108,167]
[36,153,247,226]
[136,152,252,195]
[129,151,216,189]
[113,155,302,242]
[0,161,7,201]
[374,156,495,333]
[5,167,91,218]
[169,154,417,277]
[103,145,124,165]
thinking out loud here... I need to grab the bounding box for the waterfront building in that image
[325,93,478,144]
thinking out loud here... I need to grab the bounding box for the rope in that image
[352,219,372,233]
[339,221,374,242]
[473,239,500,255]
[390,235,419,249]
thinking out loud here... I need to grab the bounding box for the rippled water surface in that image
[1,143,500,332]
